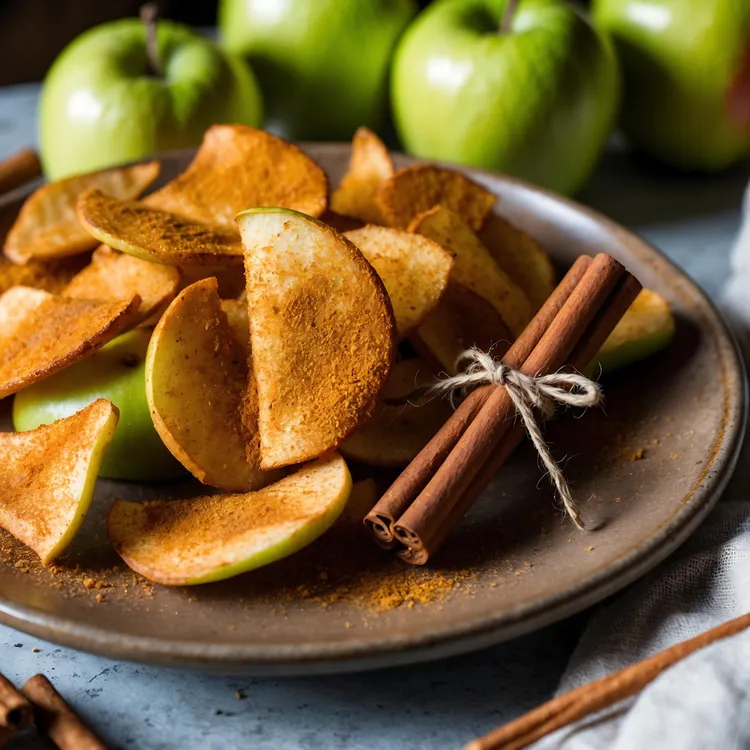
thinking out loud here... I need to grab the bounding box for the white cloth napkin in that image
[531,187,750,750]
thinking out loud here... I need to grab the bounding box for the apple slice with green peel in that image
[0,399,118,564]
[4,161,159,264]
[344,224,453,338]
[108,452,352,585]
[0,286,141,400]
[408,205,533,336]
[146,278,273,491]
[593,289,675,375]
[479,214,556,311]
[13,329,185,481]
[237,208,396,470]
[65,246,182,327]
[76,189,244,267]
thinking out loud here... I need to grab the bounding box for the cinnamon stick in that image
[364,255,593,547]
[407,273,642,563]
[23,674,109,750]
[0,674,32,731]
[393,254,625,562]
[0,148,41,196]
[465,611,750,750]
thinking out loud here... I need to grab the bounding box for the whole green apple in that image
[13,329,184,481]
[593,0,750,171]
[391,0,620,195]
[218,0,417,141]
[40,17,263,179]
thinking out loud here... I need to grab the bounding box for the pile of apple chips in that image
[0,124,556,585]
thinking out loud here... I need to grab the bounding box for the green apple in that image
[593,0,750,171]
[218,0,417,141]
[391,0,620,195]
[13,329,184,481]
[39,17,263,179]
[108,453,352,585]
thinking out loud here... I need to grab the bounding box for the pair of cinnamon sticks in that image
[466,611,750,750]
[0,672,107,749]
[365,254,642,563]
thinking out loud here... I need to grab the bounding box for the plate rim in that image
[0,145,745,674]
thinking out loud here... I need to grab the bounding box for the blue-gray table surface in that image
[0,83,747,750]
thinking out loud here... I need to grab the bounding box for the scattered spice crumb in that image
[32,648,40,653]
[235,691,245,701]
[95,593,105,603]
[614,497,621,503]
[83,578,96,589]
[670,453,680,460]
[586,547,595,552]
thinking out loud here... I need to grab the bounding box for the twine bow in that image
[429,348,604,530]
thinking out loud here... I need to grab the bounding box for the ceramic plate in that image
[0,145,744,675]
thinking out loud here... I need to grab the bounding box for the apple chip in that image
[341,359,452,467]
[0,286,141,399]
[4,161,159,264]
[408,205,533,335]
[0,255,89,295]
[107,452,351,585]
[146,124,328,225]
[330,127,394,224]
[65,246,182,326]
[0,399,118,564]
[76,189,244,267]
[378,164,495,231]
[344,225,453,338]
[238,208,396,470]
[479,214,556,310]
[595,289,675,374]
[412,282,513,375]
[146,278,272,492]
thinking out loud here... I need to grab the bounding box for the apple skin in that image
[593,0,750,171]
[39,19,263,179]
[13,330,185,481]
[391,0,620,195]
[218,0,417,141]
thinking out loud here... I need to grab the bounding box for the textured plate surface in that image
[0,146,744,674]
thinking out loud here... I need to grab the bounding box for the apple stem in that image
[140,3,163,77]
[500,0,520,33]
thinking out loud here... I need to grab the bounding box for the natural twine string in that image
[428,348,604,530]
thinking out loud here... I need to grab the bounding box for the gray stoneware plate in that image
[0,145,745,675]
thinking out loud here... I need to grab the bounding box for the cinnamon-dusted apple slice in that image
[408,205,533,335]
[76,189,243,266]
[378,163,495,231]
[0,399,118,564]
[0,254,89,295]
[341,359,452,467]
[64,246,182,326]
[146,278,274,492]
[412,282,513,375]
[237,208,396,470]
[331,127,394,224]
[108,453,351,585]
[479,214,556,310]
[344,225,453,338]
[146,124,328,225]
[0,286,141,399]
[4,161,159,264]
